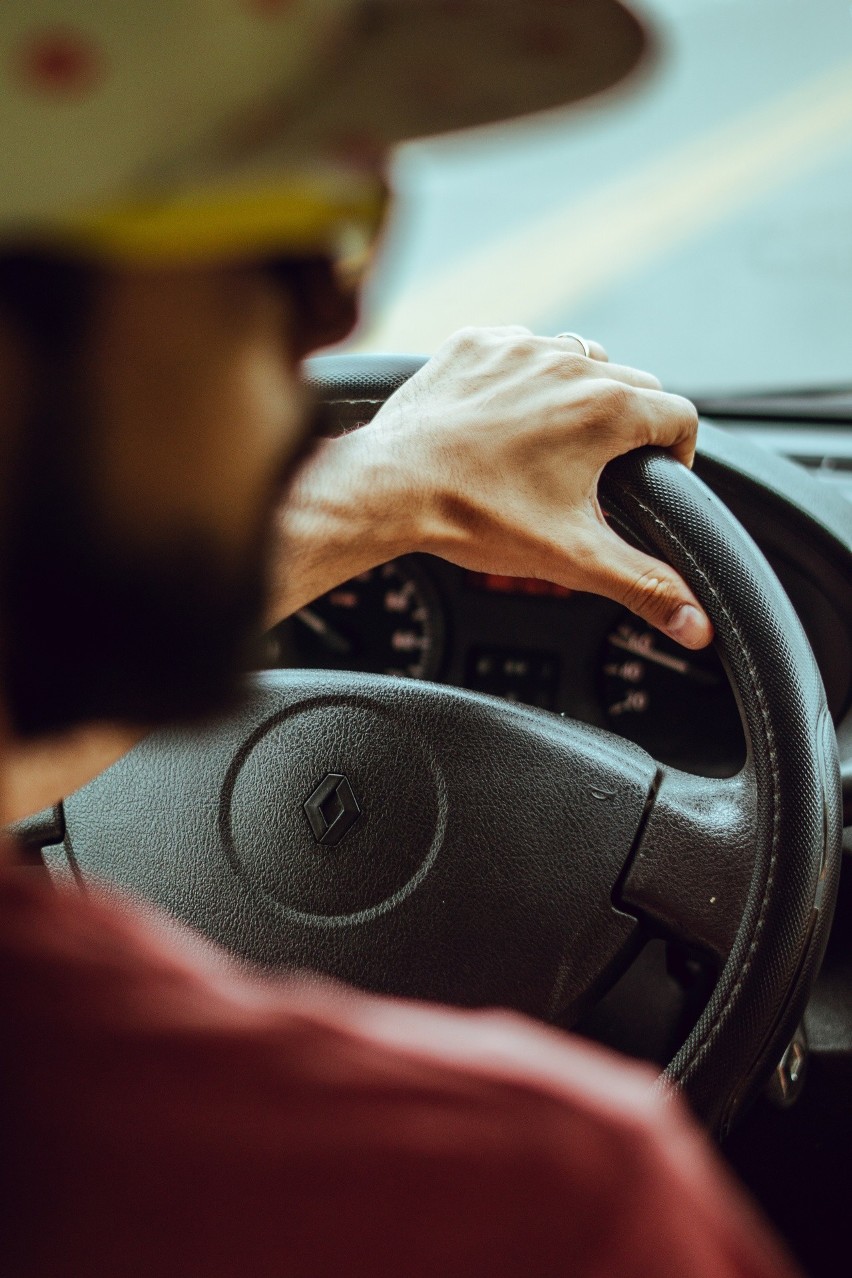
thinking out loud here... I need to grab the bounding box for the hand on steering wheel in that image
[62,354,842,1140]
[347,327,712,649]
[273,328,712,650]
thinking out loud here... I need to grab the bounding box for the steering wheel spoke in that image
[618,767,757,963]
[61,670,661,1026]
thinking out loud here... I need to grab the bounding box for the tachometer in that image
[600,613,745,776]
[264,557,445,681]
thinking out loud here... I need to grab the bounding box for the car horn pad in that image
[57,355,842,1136]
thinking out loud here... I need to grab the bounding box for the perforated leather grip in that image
[307,354,842,1134]
[602,449,841,1133]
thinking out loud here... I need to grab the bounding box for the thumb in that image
[585,526,714,650]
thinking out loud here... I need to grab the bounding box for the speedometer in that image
[265,557,445,681]
[600,613,745,776]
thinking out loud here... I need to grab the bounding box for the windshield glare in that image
[349,0,852,399]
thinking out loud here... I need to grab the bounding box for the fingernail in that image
[666,604,711,648]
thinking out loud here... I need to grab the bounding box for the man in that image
[0,2,794,1274]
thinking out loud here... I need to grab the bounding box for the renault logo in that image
[303,773,361,847]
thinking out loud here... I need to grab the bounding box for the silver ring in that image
[555,331,591,358]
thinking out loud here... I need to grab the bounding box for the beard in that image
[0,349,313,742]
[2,509,271,740]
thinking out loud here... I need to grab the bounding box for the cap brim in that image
[277,0,649,157]
[25,0,649,266]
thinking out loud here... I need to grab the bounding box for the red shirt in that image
[1,860,797,1277]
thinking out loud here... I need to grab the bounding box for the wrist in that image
[266,423,423,623]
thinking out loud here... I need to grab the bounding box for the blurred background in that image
[346,0,852,396]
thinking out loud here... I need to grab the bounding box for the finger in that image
[564,337,609,362]
[584,524,714,649]
[436,324,534,360]
[543,341,660,390]
[552,331,608,362]
[570,358,661,391]
[588,382,698,467]
[632,387,699,466]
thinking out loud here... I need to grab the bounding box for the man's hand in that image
[271,326,712,649]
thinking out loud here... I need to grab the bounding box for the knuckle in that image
[672,392,699,430]
[587,377,633,423]
[447,326,544,364]
[621,569,680,623]
[509,335,539,361]
[557,352,588,380]
[445,325,485,356]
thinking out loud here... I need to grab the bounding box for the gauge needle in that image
[295,607,352,656]
[609,633,719,684]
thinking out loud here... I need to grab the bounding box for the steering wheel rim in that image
[600,443,841,1132]
[56,354,843,1137]
[303,354,843,1131]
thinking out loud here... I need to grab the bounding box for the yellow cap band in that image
[44,178,388,267]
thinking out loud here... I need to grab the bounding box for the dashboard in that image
[261,416,852,796]
[266,554,741,780]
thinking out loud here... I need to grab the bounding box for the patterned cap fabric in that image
[0,0,647,263]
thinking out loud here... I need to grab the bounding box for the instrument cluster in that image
[265,553,747,777]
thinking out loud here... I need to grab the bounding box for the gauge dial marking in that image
[294,606,353,655]
[601,614,744,776]
[271,557,444,682]
[609,631,719,685]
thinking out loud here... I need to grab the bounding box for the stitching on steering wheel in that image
[328,398,384,407]
[617,489,780,1079]
[323,379,783,1088]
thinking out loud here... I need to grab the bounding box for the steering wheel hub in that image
[222,697,447,925]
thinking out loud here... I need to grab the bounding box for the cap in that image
[0,0,647,265]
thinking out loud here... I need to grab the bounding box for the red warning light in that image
[465,572,572,599]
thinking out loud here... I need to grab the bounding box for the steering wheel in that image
[58,355,842,1137]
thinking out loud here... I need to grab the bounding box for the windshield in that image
[349,0,852,398]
